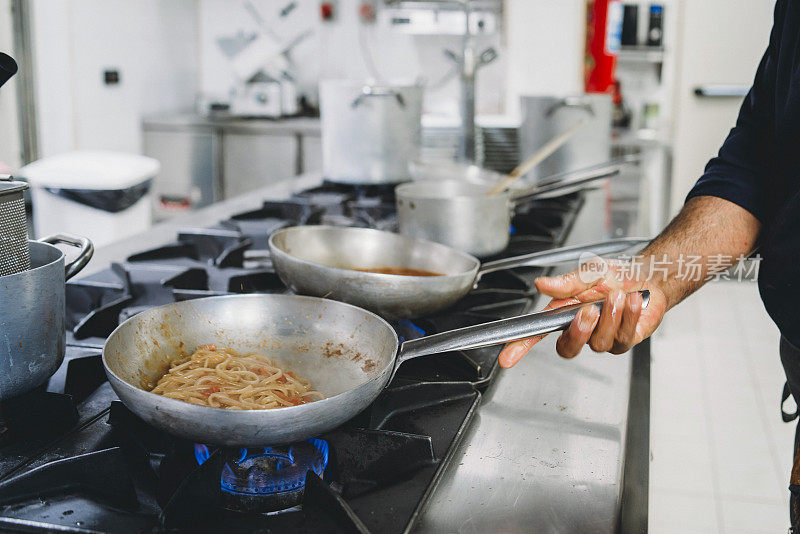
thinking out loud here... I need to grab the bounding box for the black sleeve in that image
[685,1,783,223]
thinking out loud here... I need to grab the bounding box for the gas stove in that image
[0,181,583,533]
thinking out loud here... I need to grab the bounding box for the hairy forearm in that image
[641,195,761,309]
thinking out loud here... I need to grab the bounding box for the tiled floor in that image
[649,280,794,534]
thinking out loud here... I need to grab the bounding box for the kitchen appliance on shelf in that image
[19,151,159,247]
[215,1,312,118]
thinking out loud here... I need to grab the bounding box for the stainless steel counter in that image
[79,172,648,533]
[143,113,322,136]
[412,189,645,533]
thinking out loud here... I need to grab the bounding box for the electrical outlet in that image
[103,69,120,85]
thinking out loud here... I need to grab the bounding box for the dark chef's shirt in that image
[686,0,800,347]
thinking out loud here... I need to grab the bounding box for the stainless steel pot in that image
[0,234,93,401]
[103,292,649,446]
[396,160,626,257]
[520,94,612,182]
[320,80,423,184]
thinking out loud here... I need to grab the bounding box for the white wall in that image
[25,0,589,159]
[503,0,585,119]
[198,0,505,118]
[31,0,199,157]
[0,0,22,171]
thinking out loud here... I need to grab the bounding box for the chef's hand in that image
[498,258,668,368]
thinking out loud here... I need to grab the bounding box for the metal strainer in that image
[0,174,31,276]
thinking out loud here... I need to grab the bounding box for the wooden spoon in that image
[486,118,590,196]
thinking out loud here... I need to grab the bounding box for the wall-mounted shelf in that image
[384,0,501,11]
[618,47,665,64]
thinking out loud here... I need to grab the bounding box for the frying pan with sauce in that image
[268,225,649,320]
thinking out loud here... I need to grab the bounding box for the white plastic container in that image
[19,151,159,247]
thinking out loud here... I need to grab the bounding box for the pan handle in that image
[535,155,640,189]
[476,237,650,281]
[508,157,638,204]
[510,167,620,204]
[394,290,650,369]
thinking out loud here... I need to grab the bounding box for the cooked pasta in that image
[150,344,324,409]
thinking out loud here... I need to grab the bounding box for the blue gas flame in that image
[194,439,330,495]
[396,320,426,342]
[194,443,211,466]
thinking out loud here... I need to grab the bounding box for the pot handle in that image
[39,234,94,281]
[395,290,650,369]
[545,96,595,117]
[476,237,650,280]
[352,86,405,108]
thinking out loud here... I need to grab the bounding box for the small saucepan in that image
[268,225,648,320]
[397,159,632,257]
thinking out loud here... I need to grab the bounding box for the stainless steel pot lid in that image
[0,174,28,195]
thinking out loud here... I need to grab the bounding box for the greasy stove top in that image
[0,182,583,533]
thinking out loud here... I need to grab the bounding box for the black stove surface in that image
[0,182,583,533]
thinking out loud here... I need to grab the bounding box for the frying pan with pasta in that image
[102,293,648,447]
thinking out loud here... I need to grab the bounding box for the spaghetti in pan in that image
[149,344,324,410]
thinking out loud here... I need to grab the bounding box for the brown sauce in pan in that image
[354,267,443,277]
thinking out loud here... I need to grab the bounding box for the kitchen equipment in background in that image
[621,4,639,46]
[585,0,622,93]
[321,80,422,184]
[19,152,159,247]
[230,80,283,117]
[642,101,660,131]
[486,119,589,195]
[0,176,31,276]
[215,1,312,118]
[613,79,633,129]
[397,160,629,257]
[104,290,649,446]
[143,120,218,221]
[411,118,585,191]
[647,4,664,47]
[418,118,520,172]
[0,52,17,89]
[452,31,498,162]
[520,94,612,182]
[383,4,499,36]
[0,234,92,401]
[269,225,646,319]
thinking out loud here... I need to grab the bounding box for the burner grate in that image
[0,448,137,509]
